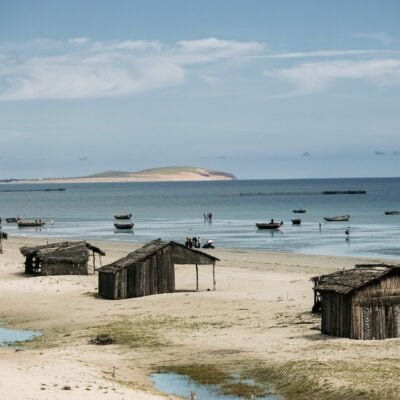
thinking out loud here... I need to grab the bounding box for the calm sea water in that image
[1,178,400,259]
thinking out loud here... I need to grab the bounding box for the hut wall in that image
[321,292,352,338]
[98,272,117,299]
[105,252,175,300]
[351,275,400,339]
[41,261,88,276]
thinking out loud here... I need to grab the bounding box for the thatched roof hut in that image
[312,264,400,339]
[98,239,219,300]
[20,241,105,275]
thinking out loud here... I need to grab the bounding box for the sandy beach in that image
[1,236,400,399]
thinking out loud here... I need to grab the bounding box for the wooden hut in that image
[98,239,219,300]
[312,264,400,339]
[20,241,105,275]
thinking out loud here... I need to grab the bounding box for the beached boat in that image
[114,213,132,220]
[114,222,134,230]
[384,211,400,215]
[256,221,283,230]
[291,218,301,225]
[292,209,306,213]
[323,215,350,222]
[6,217,18,223]
[17,220,45,227]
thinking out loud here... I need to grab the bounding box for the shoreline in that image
[1,234,400,399]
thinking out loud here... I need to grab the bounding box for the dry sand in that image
[1,236,400,399]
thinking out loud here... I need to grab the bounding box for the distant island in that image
[2,166,237,184]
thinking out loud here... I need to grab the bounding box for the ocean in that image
[1,177,400,259]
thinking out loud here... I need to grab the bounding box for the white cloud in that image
[265,58,400,94]
[68,37,90,45]
[264,49,381,59]
[0,38,263,100]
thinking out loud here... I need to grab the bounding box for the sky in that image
[0,0,399,179]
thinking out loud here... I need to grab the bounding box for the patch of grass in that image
[86,315,228,349]
[247,359,400,400]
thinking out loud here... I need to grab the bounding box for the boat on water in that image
[114,222,134,230]
[291,218,301,225]
[6,217,18,223]
[323,215,350,222]
[384,211,400,215]
[17,219,45,227]
[292,209,306,213]
[114,213,132,220]
[256,221,283,230]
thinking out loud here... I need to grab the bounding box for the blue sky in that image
[0,0,399,179]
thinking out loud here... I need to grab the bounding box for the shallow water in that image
[0,326,40,346]
[1,177,400,259]
[151,372,281,400]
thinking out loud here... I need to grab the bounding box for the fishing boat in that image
[17,219,46,227]
[323,215,350,222]
[384,211,400,215]
[114,222,134,230]
[291,218,301,225]
[256,221,283,230]
[292,209,306,213]
[114,213,132,220]
[6,217,18,223]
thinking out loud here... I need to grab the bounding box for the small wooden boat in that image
[291,218,301,225]
[6,217,18,223]
[114,222,134,230]
[114,213,132,220]
[17,219,45,227]
[384,211,400,215]
[292,209,306,213]
[323,215,350,222]
[256,221,283,230]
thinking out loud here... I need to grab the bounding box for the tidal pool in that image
[0,326,40,346]
[151,372,282,400]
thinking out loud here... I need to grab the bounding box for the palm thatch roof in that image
[99,239,219,274]
[312,264,400,295]
[20,241,105,264]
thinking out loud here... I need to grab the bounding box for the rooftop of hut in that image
[312,263,400,295]
[99,239,219,274]
[20,241,105,258]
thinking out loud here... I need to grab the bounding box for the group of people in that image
[185,236,215,249]
[203,212,213,223]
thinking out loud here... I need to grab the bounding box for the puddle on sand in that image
[0,326,40,346]
[151,372,282,400]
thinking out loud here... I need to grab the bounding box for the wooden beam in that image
[213,262,216,291]
[196,264,199,291]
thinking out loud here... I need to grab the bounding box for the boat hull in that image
[323,215,350,222]
[114,223,134,230]
[385,211,400,215]
[17,220,45,227]
[114,214,132,220]
[291,218,301,225]
[292,209,306,213]
[256,222,283,230]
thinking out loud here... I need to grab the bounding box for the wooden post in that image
[213,262,216,291]
[195,264,199,291]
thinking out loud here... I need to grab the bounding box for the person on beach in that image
[345,227,350,241]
